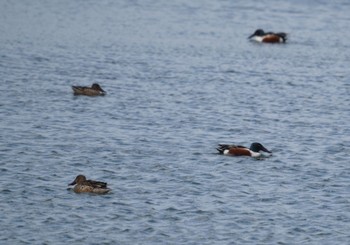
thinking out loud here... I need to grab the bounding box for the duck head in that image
[249,142,271,153]
[248,29,265,39]
[69,175,87,186]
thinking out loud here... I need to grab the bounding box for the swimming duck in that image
[72,83,106,96]
[68,175,111,194]
[248,29,287,43]
[217,142,272,158]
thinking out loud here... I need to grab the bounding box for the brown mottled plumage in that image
[68,175,111,194]
[72,83,106,96]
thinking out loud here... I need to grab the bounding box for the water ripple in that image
[1,0,350,244]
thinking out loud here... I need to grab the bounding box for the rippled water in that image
[1,0,350,244]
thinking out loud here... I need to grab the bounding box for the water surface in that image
[1,0,350,244]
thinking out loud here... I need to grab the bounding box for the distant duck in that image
[248,29,287,43]
[72,83,106,96]
[68,175,111,194]
[217,142,272,158]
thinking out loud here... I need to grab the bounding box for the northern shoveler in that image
[248,29,287,43]
[68,175,111,194]
[72,83,106,96]
[217,142,272,158]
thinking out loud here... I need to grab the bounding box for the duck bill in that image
[248,34,255,39]
[68,180,76,186]
[261,146,272,153]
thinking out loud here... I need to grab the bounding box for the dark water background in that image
[1,0,350,244]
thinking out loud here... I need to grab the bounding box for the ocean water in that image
[1,0,350,244]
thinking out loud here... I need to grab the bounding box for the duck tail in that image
[72,86,80,92]
[217,144,230,154]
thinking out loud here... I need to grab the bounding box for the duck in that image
[68,175,111,194]
[248,29,287,43]
[71,83,106,96]
[217,142,272,158]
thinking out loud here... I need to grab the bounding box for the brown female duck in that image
[72,83,106,96]
[68,175,111,194]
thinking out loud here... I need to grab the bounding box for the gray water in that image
[1,0,350,244]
